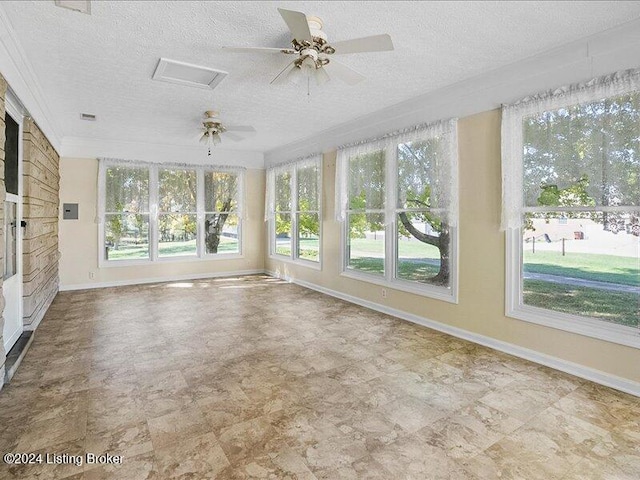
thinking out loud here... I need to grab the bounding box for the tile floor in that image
[0,275,638,479]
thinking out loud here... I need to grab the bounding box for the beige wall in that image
[58,158,265,288]
[22,118,60,328]
[266,109,640,385]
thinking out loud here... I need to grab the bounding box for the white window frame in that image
[505,227,640,349]
[502,69,640,349]
[268,157,323,270]
[98,160,244,267]
[157,166,199,261]
[201,168,243,259]
[338,125,459,303]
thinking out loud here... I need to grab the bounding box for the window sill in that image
[507,304,640,350]
[99,253,244,268]
[269,254,322,271]
[340,269,457,303]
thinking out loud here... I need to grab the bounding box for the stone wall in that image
[22,118,59,328]
[0,74,7,388]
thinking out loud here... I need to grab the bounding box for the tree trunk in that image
[205,199,232,254]
[398,212,450,285]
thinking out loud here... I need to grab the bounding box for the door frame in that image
[2,88,24,353]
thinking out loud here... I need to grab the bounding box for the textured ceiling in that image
[3,1,640,153]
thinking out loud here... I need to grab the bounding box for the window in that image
[104,165,150,261]
[267,156,321,266]
[204,171,240,255]
[346,150,385,276]
[158,168,197,257]
[99,160,243,264]
[502,70,640,347]
[336,120,459,301]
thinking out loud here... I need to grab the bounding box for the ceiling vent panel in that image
[55,1,91,15]
[152,58,228,90]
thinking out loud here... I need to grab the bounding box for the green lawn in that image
[524,251,639,287]
[524,279,638,327]
[347,257,442,284]
[347,250,638,327]
[274,238,320,261]
[107,237,239,260]
[347,238,441,257]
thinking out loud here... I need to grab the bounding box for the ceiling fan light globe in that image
[287,65,305,85]
[212,132,222,145]
[315,67,330,85]
[301,56,316,69]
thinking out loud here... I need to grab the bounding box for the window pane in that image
[4,202,16,279]
[349,150,385,210]
[523,92,640,208]
[205,172,237,212]
[396,211,450,286]
[104,213,149,260]
[347,212,384,275]
[397,139,441,209]
[297,213,319,262]
[105,166,149,213]
[522,211,639,328]
[275,213,292,256]
[159,169,197,213]
[205,213,239,254]
[158,213,197,257]
[297,164,319,212]
[275,171,292,212]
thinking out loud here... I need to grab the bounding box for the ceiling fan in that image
[199,110,256,154]
[222,8,394,86]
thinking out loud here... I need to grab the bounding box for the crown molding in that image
[265,17,640,165]
[0,5,62,152]
[61,136,265,169]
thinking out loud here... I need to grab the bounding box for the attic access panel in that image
[152,58,228,90]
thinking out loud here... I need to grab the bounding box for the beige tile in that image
[85,420,153,459]
[154,432,229,479]
[377,395,447,434]
[370,436,476,480]
[83,451,159,480]
[217,415,288,464]
[3,276,638,480]
[147,404,212,449]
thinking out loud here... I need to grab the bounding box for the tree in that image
[396,141,451,286]
[204,172,237,253]
[205,200,232,253]
[107,211,124,250]
[523,91,640,232]
[347,145,452,286]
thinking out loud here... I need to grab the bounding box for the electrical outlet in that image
[381,288,387,298]
[89,271,95,280]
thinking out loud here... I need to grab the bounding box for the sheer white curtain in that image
[334,119,459,226]
[501,68,640,230]
[264,154,322,221]
[98,157,246,223]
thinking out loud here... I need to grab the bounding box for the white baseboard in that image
[267,270,640,398]
[59,269,266,291]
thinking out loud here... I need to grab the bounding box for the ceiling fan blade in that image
[314,67,330,86]
[222,46,295,55]
[325,59,365,85]
[330,34,394,55]
[223,131,247,142]
[271,60,296,84]
[278,8,312,42]
[225,125,256,133]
